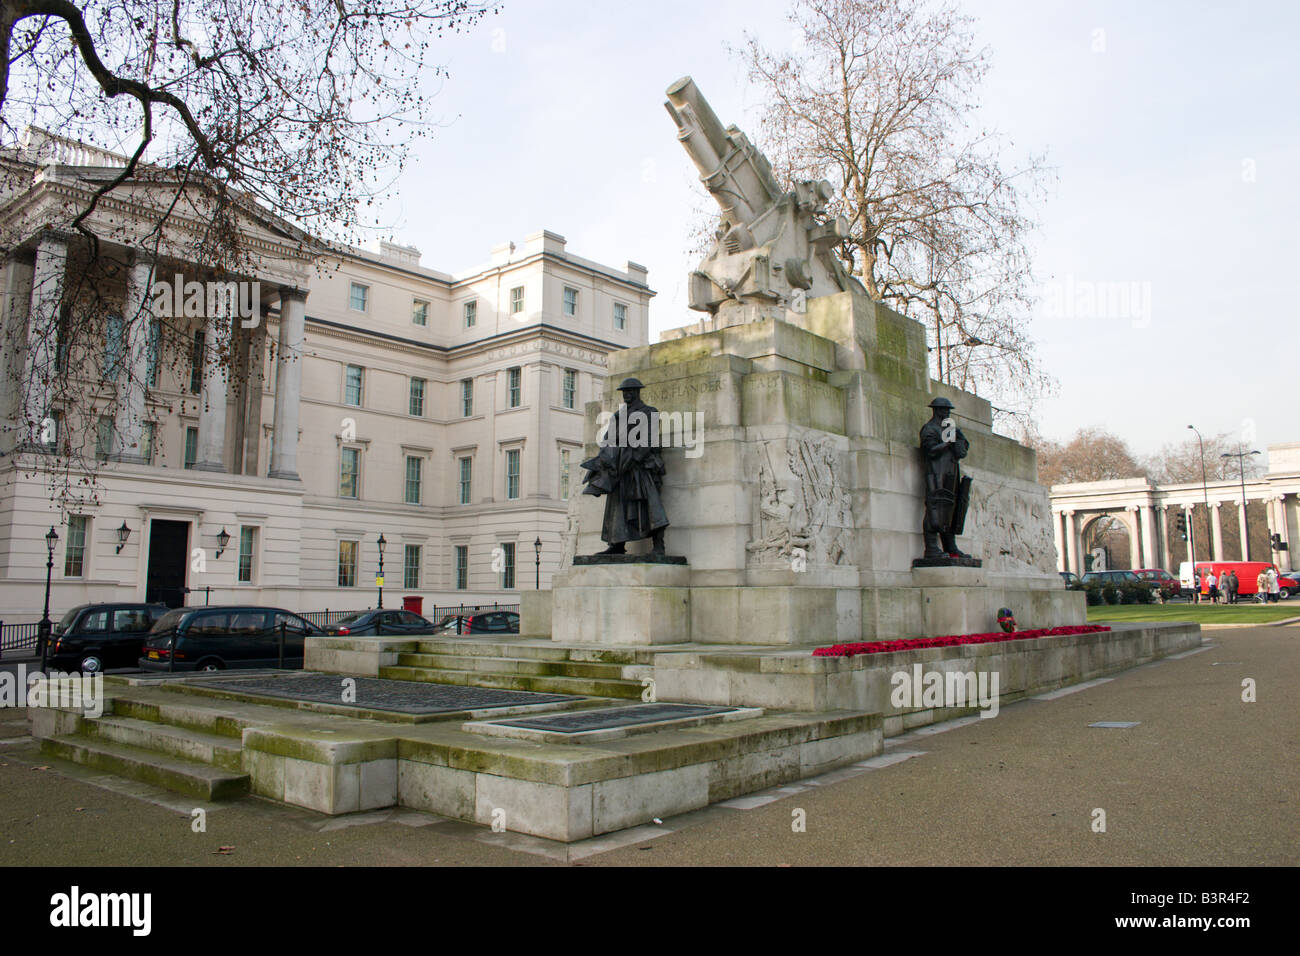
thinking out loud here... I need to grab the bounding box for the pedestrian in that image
[1227,570,1239,604]
[1256,568,1269,604]
[1268,567,1281,603]
[1206,569,1219,604]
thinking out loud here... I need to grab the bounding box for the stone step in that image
[413,639,654,665]
[376,665,646,700]
[81,715,245,773]
[109,695,248,740]
[393,652,645,680]
[41,735,250,801]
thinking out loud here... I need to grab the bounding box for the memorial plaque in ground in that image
[194,674,575,715]
[484,702,739,734]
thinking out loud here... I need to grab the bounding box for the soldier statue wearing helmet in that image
[580,378,670,555]
[916,396,980,565]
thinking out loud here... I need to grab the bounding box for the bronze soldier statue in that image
[580,378,669,555]
[917,397,978,565]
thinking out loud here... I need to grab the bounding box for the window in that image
[506,448,520,500]
[54,316,68,374]
[614,302,627,331]
[501,542,515,589]
[461,379,473,416]
[404,456,422,505]
[44,410,62,449]
[455,545,468,590]
[510,286,524,315]
[337,541,358,587]
[238,527,256,583]
[64,515,88,577]
[95,415,113,460]
[562,369,576,409]
[146,318,161,388]
[183,426,198,469]
[563,287,578,317]
[103,314,125,381]
[409,377,426,417]
[560,447,571,500]
[190,330,205,394]
[141,422,155,464]
[349,283,369,312]
[464,299,477,328]
[403,544,421,589]
[458,457,472,504]
[344,365,363,406]
[412,299,428,327]
[340,447,360,498]
[507,367,521,408]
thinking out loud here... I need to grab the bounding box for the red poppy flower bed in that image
[811,625,1111,658]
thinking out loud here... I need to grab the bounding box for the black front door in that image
[146,520,190,607]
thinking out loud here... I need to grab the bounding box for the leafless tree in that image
[0,0,494,507]
[1144,431,1265,484]
[736,0,1053,424]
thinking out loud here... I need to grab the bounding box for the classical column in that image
[1266,496,1283,564]
[1064,510,1080,574]
[1159,505,1173,572]
[1210,502,1224,561]
[111,254,156,463]
[24,233,69,437]
[1237,499,1250,562]
[242,309,267,476]
[532,362,551,499]
[1183,504,1196,565]
[1052,510,1066,572]
[192,299,231,473]
[267,287,306,480]
[1140,504,1156,569]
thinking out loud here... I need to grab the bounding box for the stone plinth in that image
[551,562,691,645]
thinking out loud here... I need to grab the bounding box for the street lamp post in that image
[534,536,542,590]
[1186,425,1214,561]
[39,526,57,671]
[1221,448,1261,561]
[376,533,386,609]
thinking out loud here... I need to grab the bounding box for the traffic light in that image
[1176,512,1187,541]
[1271,533,1288,552]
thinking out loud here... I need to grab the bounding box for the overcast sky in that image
[369,0,1299,464]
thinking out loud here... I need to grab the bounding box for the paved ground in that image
[0,625,1295,867]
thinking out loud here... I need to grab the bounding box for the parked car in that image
[139,606,325,672]
[322,609,438,636]
[434,611,520,634]
[1059,571,1082,589]
[45,602,169,673]
[1080,570,1144,588]
[1132,568,1182,600]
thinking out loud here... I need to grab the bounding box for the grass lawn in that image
[1086,603,1300,624]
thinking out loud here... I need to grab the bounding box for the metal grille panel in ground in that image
[484,703,739,733]
[193,675,575,714]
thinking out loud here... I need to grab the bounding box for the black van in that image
[47,603,169,672]
[139,606,324,672]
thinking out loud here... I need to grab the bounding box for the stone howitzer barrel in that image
[664,76,784,253]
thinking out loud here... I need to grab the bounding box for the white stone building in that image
[0,130,652,619]
[1049,442,1300,575]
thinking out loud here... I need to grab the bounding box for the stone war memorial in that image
[31,77,1200,844]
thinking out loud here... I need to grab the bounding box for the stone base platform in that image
[526,564,1087,646]
[30,676,878,842]
[30,621,1200,843]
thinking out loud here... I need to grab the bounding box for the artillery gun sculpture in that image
[664,76,865,328]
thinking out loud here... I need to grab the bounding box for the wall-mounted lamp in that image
[215,527,231,559]
[115,521,132,554]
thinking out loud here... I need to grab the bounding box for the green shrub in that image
[1101,584,1119,605]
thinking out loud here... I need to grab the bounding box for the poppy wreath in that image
[812,625,1111,657]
